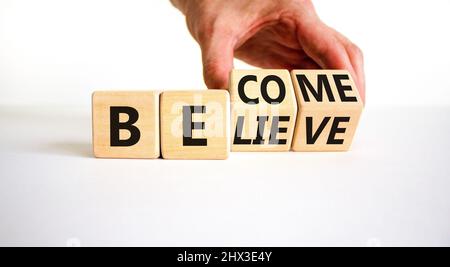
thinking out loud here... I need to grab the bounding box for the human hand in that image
[171,0,365,102]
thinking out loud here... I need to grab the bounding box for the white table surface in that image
[0,104,449,247]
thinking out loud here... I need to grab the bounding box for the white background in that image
[1,0,450,247]
[1,0,450,107]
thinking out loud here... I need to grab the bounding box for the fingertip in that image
[296,17,366,104]
[345,43,365,104]
[357,78,366,105]
[203,62,231,89]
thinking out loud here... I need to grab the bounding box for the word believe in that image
[92,69,363,159]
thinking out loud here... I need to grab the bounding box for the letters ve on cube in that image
[91,69,363,159]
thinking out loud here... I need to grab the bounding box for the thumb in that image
[201,33,234,89]
[296,18,352,71]
[296,18,364,102]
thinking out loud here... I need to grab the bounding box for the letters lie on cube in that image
[160,90,230,160]
[291,70,364,151]
[229,69,297,152]
[92,91,160,159]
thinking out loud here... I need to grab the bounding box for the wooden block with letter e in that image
[92,91,160,158]
[229,69,297,152]
[290,70,364,151]
[160,90,230,159]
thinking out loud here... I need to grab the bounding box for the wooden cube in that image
[92,91,160,158]
[229,69,297,152]
[160,90,230,159]
[291,70,363,151]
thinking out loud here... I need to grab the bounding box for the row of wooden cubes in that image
[92,69,364,159]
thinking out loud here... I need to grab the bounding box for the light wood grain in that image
[92,91,160,158]
[229,69,297,152]
[160,90,230,159]
[291,70,363,151]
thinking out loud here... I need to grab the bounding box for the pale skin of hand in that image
[171,0,365,102]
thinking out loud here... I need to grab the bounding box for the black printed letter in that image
[183,105,207,146]
[110,106,141,147]
[327,117,350,144]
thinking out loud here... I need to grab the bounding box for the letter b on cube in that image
[92,91,160,158]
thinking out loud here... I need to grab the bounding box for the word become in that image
[92,69,363,159]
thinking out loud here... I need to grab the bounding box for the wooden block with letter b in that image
[290,70,364,151]
[160,90,230,159]
[92,91,160,158]
[229,69,297,152]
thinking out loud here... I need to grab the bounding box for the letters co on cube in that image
[229,69,298,152]
[91,69,364,160]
